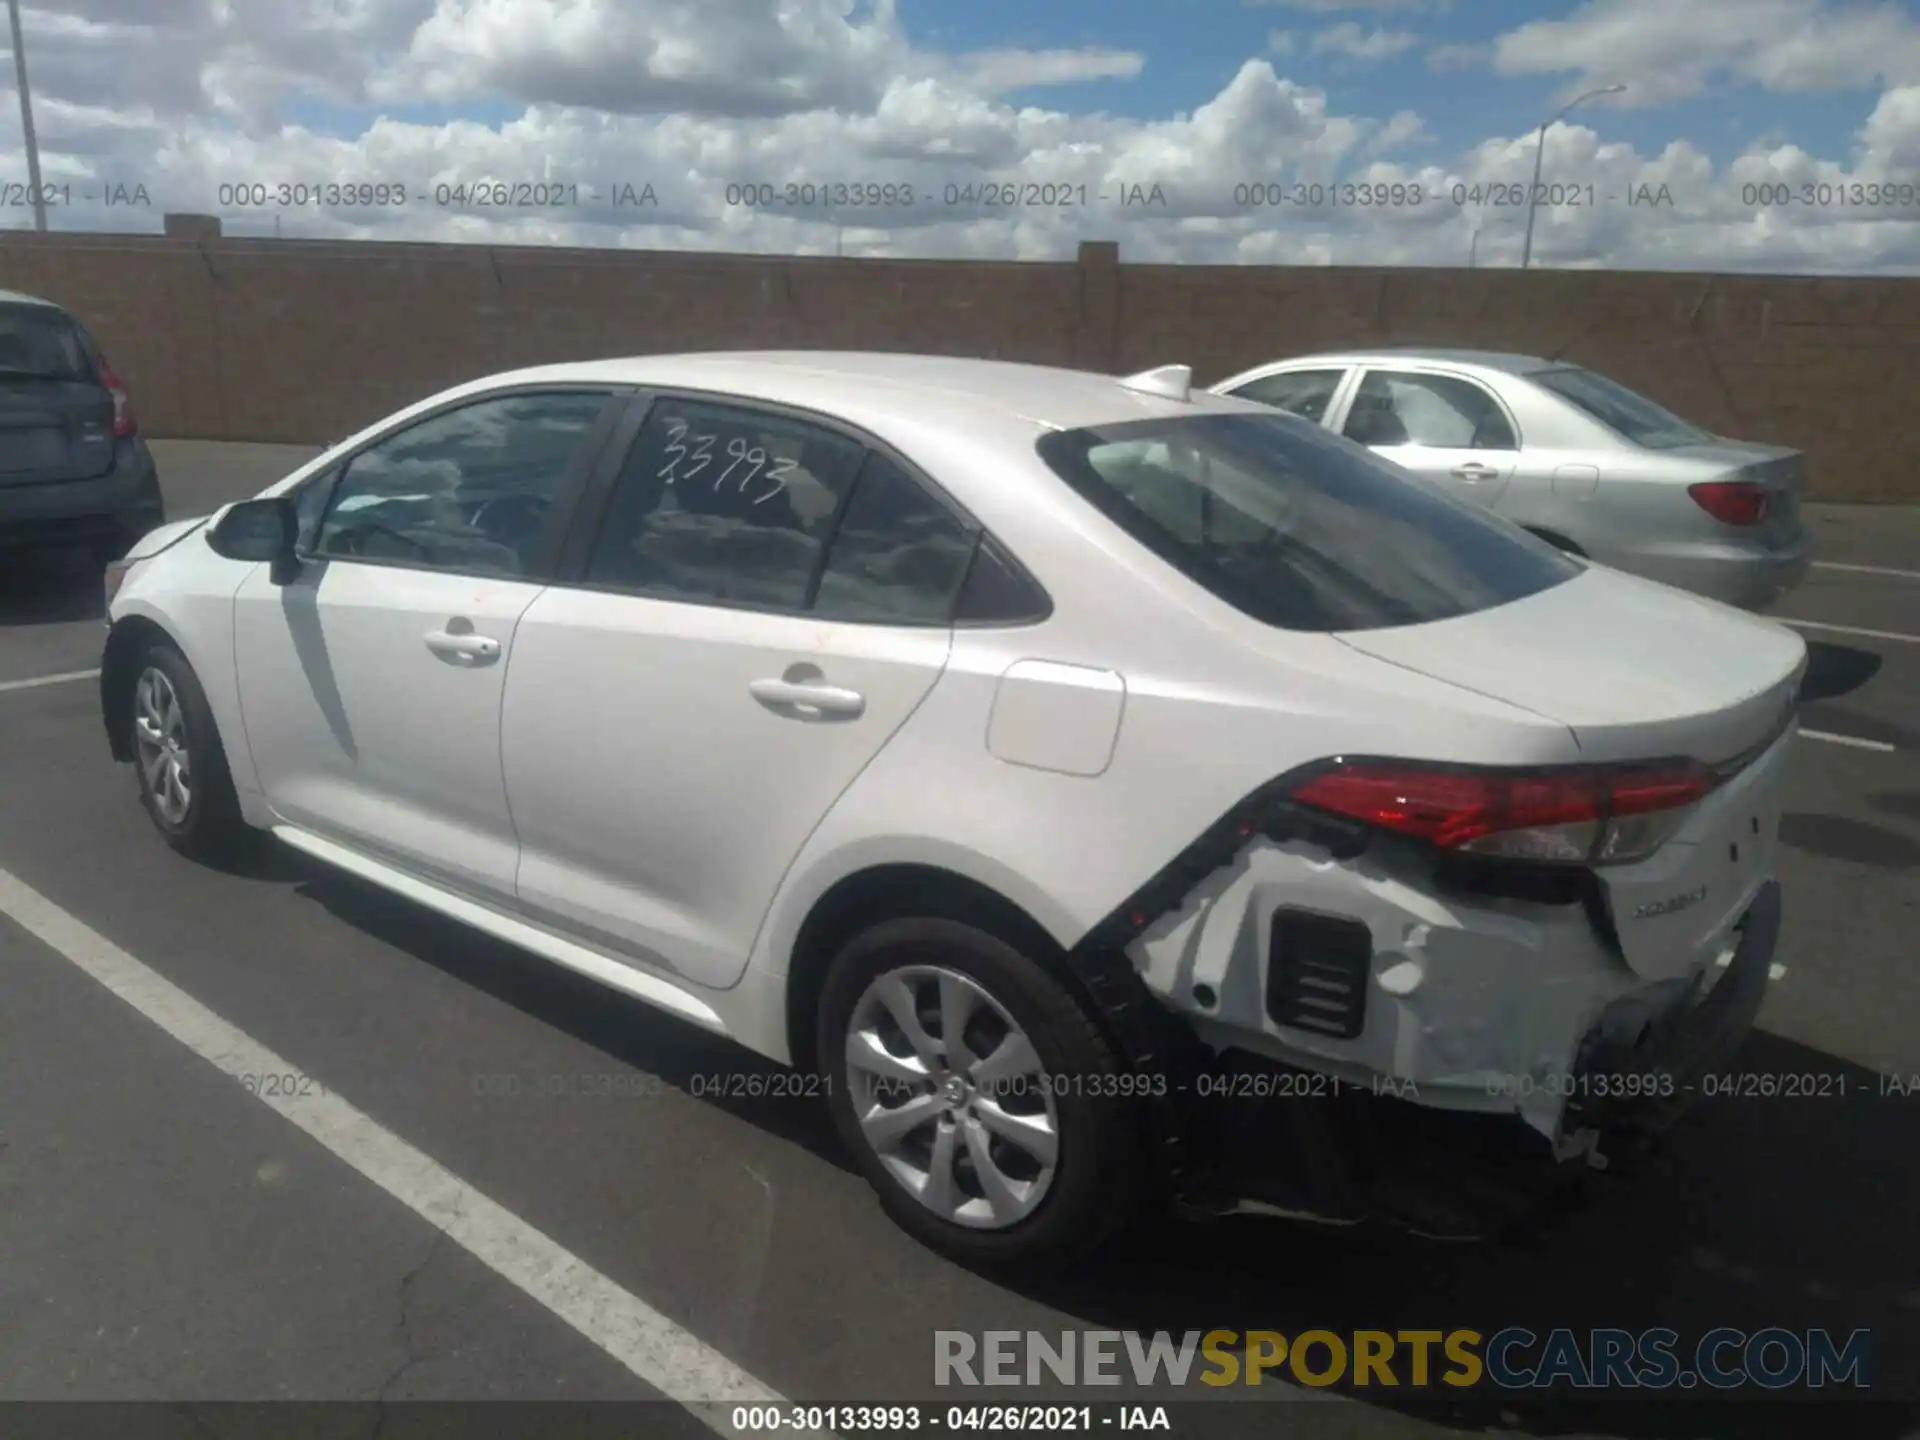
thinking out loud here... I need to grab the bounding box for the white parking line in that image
[0,866,827,1439]
[1812,561,1920,581]
[1779,618,1920,645]
[0,667,100,694]
[1800,729,1897,753]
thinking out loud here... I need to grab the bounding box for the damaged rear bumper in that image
[1563,878,1779,1141]
[1121,838,1782,1235]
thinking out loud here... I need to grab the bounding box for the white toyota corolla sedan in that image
[101,352,1804,1268]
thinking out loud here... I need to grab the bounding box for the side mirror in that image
[208,496,301,585]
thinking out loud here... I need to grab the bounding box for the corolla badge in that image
[1634,885,1708,920]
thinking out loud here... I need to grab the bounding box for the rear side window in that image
[1036,412,1579,633]
[1227,369,1346,424]
[0,304,91,382]
[1532,367,1713,449]
[585,398,867,610]
[811,452,978,624]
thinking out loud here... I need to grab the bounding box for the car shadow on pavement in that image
[0,547,106,626]
[288,865,850,1163]
[1868,790,1920,827]
[283,863,1918,1437]
[1018,1029,1920,1437]
[1780,813,1920,869]
[1799,642,1883,705]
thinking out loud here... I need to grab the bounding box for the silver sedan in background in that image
[1209,348,1812,610]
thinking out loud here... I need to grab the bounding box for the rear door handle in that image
[1451,463,1500,480]
[424,629,501,662]
[749,678,866,717]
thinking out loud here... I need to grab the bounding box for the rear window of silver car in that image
[1532,367,1713,449]
[1036,411,1580,633]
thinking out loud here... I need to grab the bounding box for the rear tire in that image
[128,640,249,863]
[816,917,1147,1272]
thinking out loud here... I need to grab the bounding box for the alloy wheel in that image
[843,964,1060,1229]
[133,666,193,825]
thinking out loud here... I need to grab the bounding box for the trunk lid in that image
[1335,564,1806,980]
[0,376,118,486]
[1334,563,1804,765]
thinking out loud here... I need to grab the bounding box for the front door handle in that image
[424,629,501,662]
[749,677,866,718]
[1451,462,1500,480]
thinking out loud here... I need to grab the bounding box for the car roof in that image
[1251,348,1562,376]
[451,350,1259,442]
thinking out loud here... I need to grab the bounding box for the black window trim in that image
[549,385,1055,630]
[1347,365,1523,451]
[291,381,637,586]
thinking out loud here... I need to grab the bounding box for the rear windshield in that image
[1035,412,1580,633]
[0,303,92,382]
[1532,367,1712,449]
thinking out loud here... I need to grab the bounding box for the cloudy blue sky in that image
[4,0,1918,272]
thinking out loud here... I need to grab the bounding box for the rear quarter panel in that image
[747,520,1585,979]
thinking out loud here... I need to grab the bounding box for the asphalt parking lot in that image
[2,441,1917,1439]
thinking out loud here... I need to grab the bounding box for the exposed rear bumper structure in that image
[1563,878,1779,1140]
[1150,879,1781,1238]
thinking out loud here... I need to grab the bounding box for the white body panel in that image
[232,561,542,897]
[502,587,952,991]
[105,350,1804,1147]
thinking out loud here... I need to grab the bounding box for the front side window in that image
[1532,367,1713,449]
[585,398,867,610]
[1036,412,1578,633]
[1228,369,1347,424]
[1344,371,1518,450]
[313,390,614,576]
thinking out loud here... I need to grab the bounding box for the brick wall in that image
[2,228,1914,502]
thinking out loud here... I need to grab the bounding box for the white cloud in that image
[1309,22,1423,61]
[1483,0,1920,106]
[0,0,1915,275]
[389,0,911,117]
[1247,0,1450,12]
[952,49,1144,94]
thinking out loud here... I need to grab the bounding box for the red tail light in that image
[1688,479,1766,526]
[1289,759,1717,865]
[96,353,137,437]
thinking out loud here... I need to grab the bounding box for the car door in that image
[1340,368,1520,509]
[1216,366,1354,429]
[502,393,981,991]
[230,386,627,900]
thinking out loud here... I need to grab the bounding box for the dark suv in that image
[0,290,161,563]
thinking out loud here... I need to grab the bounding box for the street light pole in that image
[1519,83,1625,269]
[6,0,46,233]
